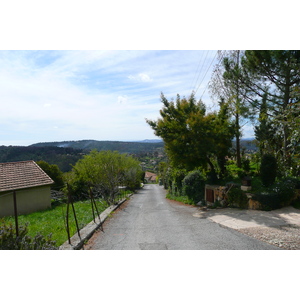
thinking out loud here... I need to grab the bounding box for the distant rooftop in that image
[0,161,54,192]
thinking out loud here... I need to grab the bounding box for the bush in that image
[242,159,251,174]
[253,192,280,211]
[169,168,187,196]
[274,178,297,207]
[253,178,297,210]
[227,186,248,209]
[182,170,206,204]
[225,161,245,179]
[260,154,277,187]
[0,220,58,250]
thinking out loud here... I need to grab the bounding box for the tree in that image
[254,93,275,157]
[146,93,234,179]
[212,98,235,178]
[182,170,206,203]
[209,50,252,168]
[260,153,277,187]
[36,160,64,190]
[69,151,143,205]
[226,50,300,174]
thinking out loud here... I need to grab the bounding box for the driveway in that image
[192,206,300,250]
[86,184,279,250]
[193,206,300,229]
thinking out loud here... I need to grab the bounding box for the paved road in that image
[87,184,279,250]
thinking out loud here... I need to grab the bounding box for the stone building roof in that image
[0,161,54,192]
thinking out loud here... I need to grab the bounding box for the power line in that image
[199,50,226,100]
[192,50,210,93]
[189,50,205,92]
[194,50,218,96]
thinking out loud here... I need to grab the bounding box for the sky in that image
[1,1,296,147]
[1,49,257,146]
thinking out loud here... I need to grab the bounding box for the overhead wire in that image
[194,50,218,96]
[189,50,206,92]
[191,50,210,94]
[198,50,226,100]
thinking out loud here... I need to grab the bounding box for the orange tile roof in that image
[0,161,54,192]
[145,172,157,180]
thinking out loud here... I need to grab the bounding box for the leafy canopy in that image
[146,93,234,174]
[68,150,143,205]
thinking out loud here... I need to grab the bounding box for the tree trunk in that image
[235,50,242,168]
[207,156,217,183]
[235,112,242,168]
[283,58,291,169]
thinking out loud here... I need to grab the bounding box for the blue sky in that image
[0,1,296,147]
[2,50,255,146]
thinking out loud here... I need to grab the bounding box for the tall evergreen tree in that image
[223,50,300,175]
[254,93,274,157]
[210,50,251,168]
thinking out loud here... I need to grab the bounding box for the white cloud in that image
[128,73,153,82]
[0,50,220,145]
[138,73,152,82]
[117,95,128,104]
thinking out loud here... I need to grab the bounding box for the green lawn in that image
[3,199,109,247]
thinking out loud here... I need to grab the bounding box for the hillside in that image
[0,139,257,173]
[0,146,83,172]
[30,139,164,154]
[235,138,258,153]
[0,140,165,172]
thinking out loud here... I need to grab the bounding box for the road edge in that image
[59,194,132,250]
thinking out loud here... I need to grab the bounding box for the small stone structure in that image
[205,180,258,209]
[205,185,227,206]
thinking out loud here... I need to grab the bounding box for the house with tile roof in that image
[0,161,54,217]
[144,171,157,183]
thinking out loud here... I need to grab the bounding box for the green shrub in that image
[0,220,58,250]
[225,161,245,179]
[274,178,297,207]
[169,168,187,196]
[182,170,206,204]
[260,154,277,187]
[253,192,280,211]
[242,159,251,174]
[253,178,297,210]
[227,186,248,209]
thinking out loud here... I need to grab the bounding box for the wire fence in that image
[1,184,132,246]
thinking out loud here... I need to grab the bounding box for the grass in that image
[3,190,134,247]
[2,199,109,247]
[166,193,196,205]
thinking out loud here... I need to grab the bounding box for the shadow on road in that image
[193,206,300,229]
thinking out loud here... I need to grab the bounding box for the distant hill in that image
[0,138,257,173]
[0,145,83,172]
[232,138,258,152]
[137,139,162,143]
[30,139,164,153]
[0,140,165,172]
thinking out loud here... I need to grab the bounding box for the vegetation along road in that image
[86,184,279,250]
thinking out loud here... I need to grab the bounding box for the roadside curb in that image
[59,194,132,250]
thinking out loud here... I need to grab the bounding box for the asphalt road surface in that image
[86,184,279,250]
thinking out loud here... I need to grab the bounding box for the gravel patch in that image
[237,225,300,250]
